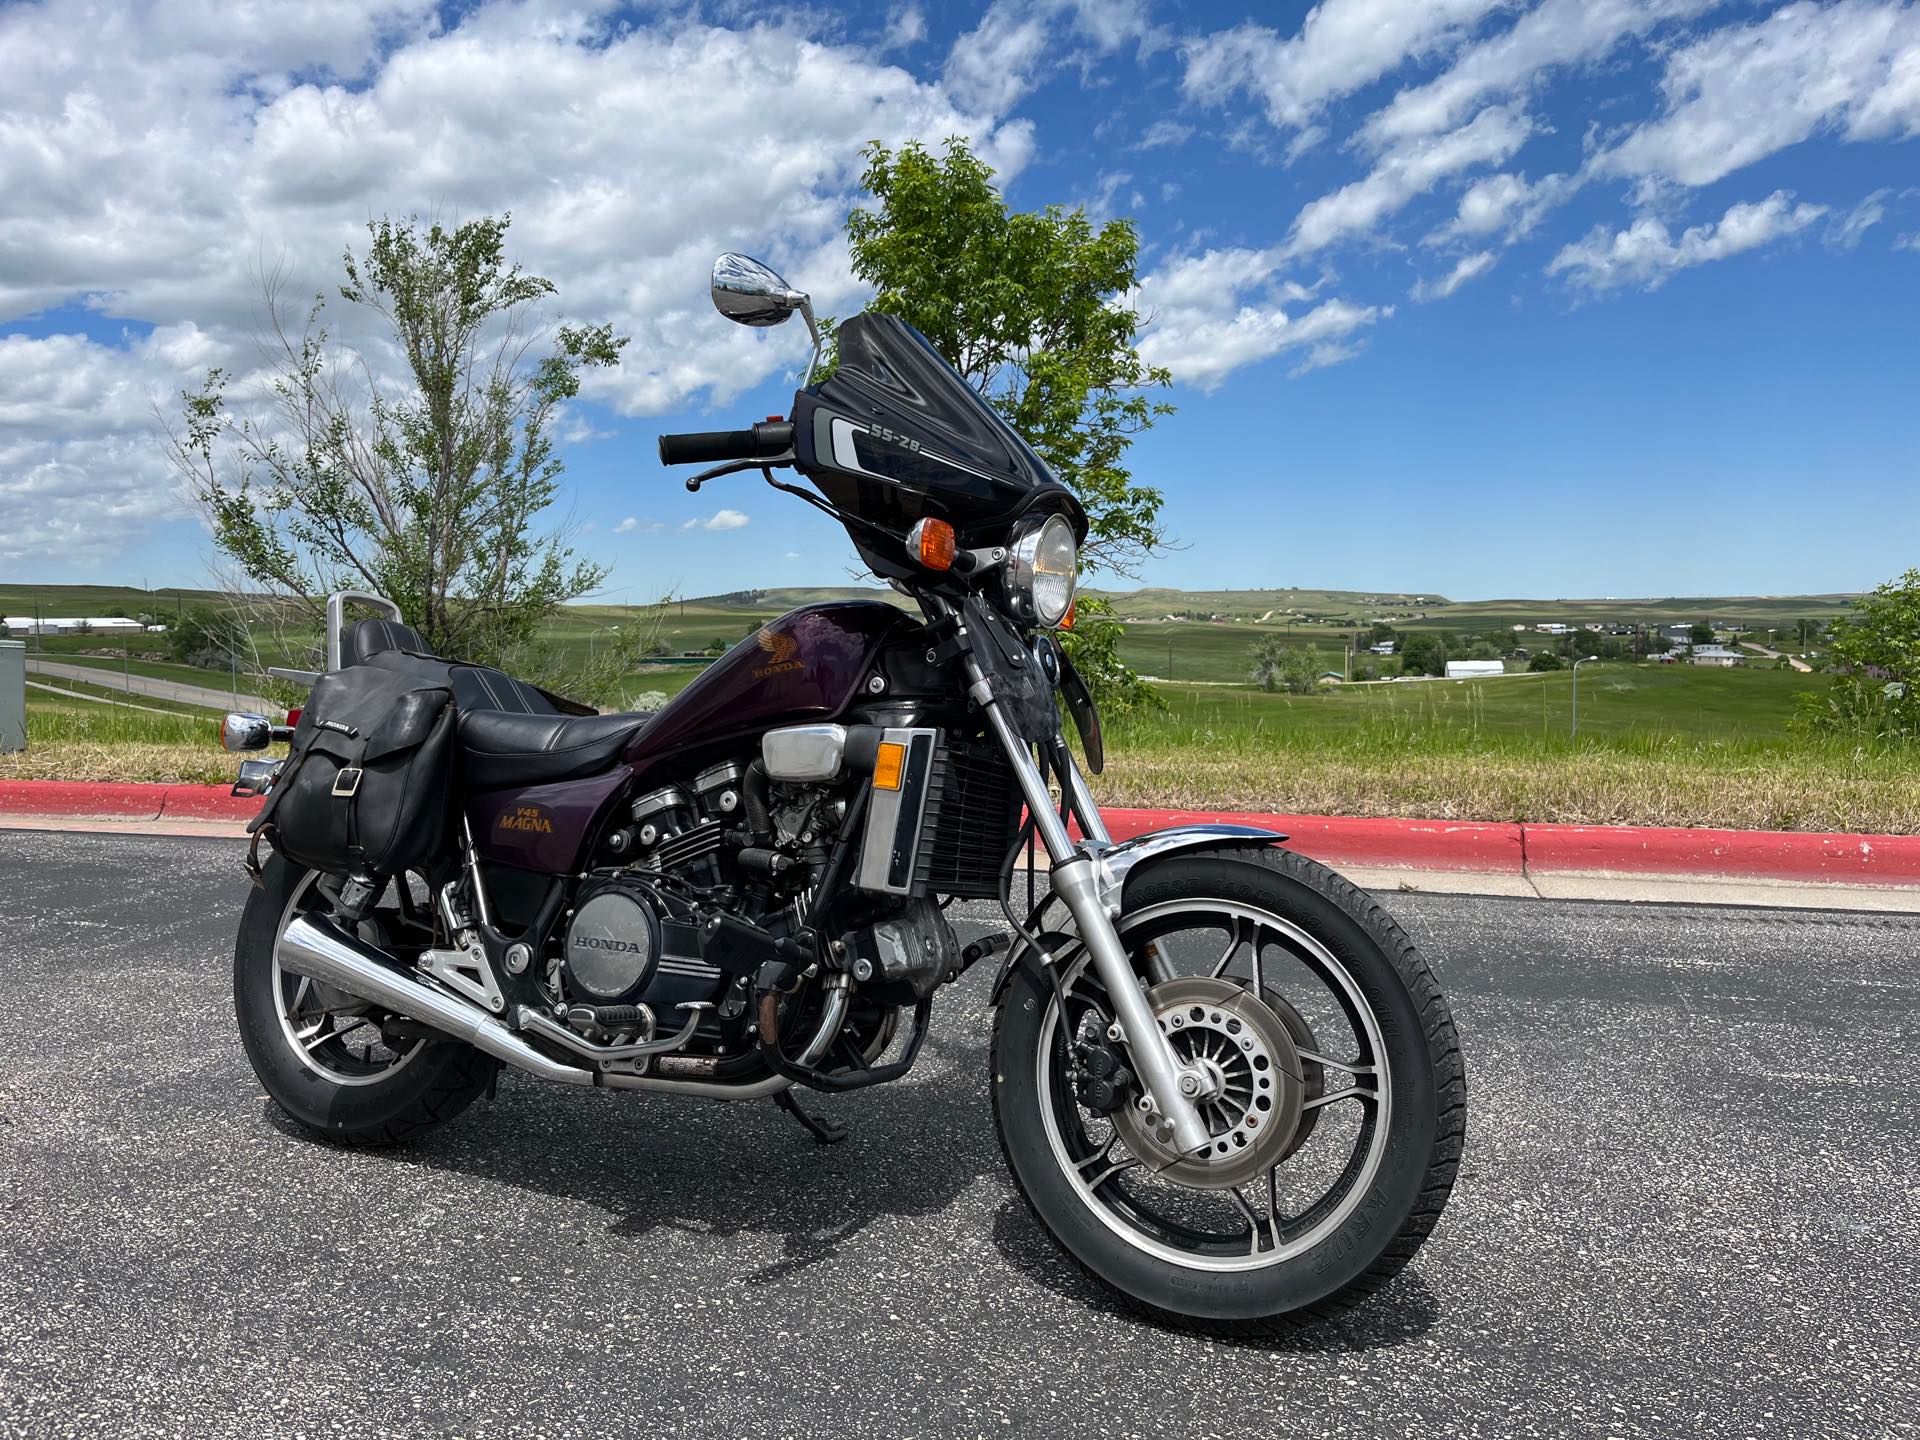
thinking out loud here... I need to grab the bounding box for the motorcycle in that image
[221,252,1465,1333]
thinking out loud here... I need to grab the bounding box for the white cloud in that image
[614,516,665,535]
[1182,0,1512,130]
[1594,0,1920,189]
[1363,0,1716,149]
[1830,187,1893,248]
[0,1,1041,568]
[1136,247,1387,389]
[683,508,750,532]
[1429,169,1576,243]
[880,5,927,51]
[1413,250,1498,300]
[0,323,226,565]
[1287,104,1533,256]
[944,0,1152,114]
[1898,231,1920,251]
[1134,119,1194,150]
[1548,190,1828,290]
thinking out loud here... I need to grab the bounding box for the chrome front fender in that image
[985,823,1288,1007]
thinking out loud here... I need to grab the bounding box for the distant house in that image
[1536,622,1569,636]
[1690,645,1745,667]
[1446,660,1504,679]
[1368,642,1395,655]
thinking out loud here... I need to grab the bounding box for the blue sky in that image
[2,0,1916,603]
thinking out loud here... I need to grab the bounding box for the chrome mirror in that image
[222,712,271,753]
[711,253,804,327]
[711,252,825,384]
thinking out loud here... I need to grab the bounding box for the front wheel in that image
[990,846,1465,1334]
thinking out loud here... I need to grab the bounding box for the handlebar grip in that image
[657,421,794,466]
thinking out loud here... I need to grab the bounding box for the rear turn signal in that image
[906,517,956,571]
[872,740,907,791]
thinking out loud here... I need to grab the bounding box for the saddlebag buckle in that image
[331,767,364,798]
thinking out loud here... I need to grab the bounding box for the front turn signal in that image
[906,517,956,571]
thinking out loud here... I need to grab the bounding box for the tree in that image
[169,214,645,698]
[844,138,1172,577]
[1365,623,1397,648]
[1398,633,1448,677]
[1792,568,1920,742]
[1528,650,1564,672]
[169,605,249,670]
[1059,596,1158,717]
[1249,638,1321,694]
[1689,622,1715,646]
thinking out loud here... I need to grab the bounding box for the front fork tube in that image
[976,682,1212,1156]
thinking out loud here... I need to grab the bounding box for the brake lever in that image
[685,450,796,492]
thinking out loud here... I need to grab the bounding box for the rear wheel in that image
[990,846,1465,1334]
[233,853,496,1146]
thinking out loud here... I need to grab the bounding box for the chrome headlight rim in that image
[1006,513,1078,629]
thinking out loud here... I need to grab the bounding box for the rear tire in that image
[234,853,496,1147]
[990,845,1465,1335]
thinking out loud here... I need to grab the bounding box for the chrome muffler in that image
[279,914,595,1087]
[276,913,808,1099]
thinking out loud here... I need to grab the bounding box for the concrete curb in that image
[0,781,1914,889]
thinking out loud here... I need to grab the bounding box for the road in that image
[22,657,275,714]
[1739,642,1814,672]
[1,833,1914,1439]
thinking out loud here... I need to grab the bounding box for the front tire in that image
[234,854,496,1147]
[990,846,1465,1334]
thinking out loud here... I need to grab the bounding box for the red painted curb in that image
[1521,823,1920,884]
[160,785,264,822]
[1094,809,1526,873]
[0,781,1913,885]
[0,780,168,820]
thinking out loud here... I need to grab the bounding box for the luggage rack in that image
[267,591,403,689]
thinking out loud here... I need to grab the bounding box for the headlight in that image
[1008,514,1077,628]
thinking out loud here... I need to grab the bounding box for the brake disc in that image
[1112,976,1307,1190]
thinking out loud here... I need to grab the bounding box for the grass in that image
[24,674,221,718]
[1093,667,1918,833]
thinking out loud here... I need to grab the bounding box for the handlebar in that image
[657,420,795,466]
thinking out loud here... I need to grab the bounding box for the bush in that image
[1792,568,1920,742]
[1528,651,1564,672]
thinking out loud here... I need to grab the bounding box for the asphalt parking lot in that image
[1,831,1915,1439]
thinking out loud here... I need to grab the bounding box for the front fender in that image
[984,824,1287,1008]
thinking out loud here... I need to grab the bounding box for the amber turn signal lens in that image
[1060,601,1076,631]
[872,741,907,791]
[907,517,956,571]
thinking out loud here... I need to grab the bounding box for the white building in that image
[1535,623,1569,636]
[1446,660,1505,679]
[1690,645,1746,667]
[1,616,147,636]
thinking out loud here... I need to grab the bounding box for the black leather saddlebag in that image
[249,662,455,879]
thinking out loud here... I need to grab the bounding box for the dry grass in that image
[1097,744,1920,833]
[8,701,1916,834]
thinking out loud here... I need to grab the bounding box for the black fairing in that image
[793,314,1085,576]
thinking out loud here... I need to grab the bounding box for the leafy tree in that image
[1398,633,1448,676]
[1648,633,1673,654]
[1792,568,1920,742]
[1467,640,1501,662]
[1249,638,1321,694]
[1365,622,1397,648]
[1528,650,1564,672]
[844,138,1171,577]
[169,605,249,670]
[1060,597,1158,717]
[168,214,651,700]
[1689,622,1715,646]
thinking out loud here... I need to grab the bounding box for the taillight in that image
[285,707,302,728]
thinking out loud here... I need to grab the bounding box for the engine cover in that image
[561,874,729,1014]
[563,882,660,1005]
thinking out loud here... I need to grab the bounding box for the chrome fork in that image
[971,671,1212,1156]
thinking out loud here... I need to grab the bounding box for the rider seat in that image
[347,618,651,790]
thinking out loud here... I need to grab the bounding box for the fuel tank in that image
[625,601,918,776]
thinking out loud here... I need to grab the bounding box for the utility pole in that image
[1571,656,1598,737]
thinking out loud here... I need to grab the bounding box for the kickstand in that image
[773,1089,849,1145]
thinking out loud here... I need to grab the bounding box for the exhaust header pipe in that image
[276,913,803,1100]
[278,914,595,1087]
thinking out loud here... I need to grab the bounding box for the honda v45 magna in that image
[223,252,1465,1333]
